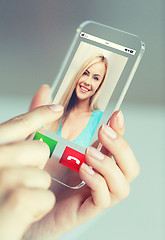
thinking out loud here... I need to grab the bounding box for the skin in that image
[0,84,140,240]
[22,85,140,240]
[75,62,106,104]
[62,62,106,141]
[0,103,64,240]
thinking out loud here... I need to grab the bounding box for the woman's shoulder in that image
[90,109,103,124]
[92,109,103,117]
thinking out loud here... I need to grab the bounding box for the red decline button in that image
[59,146,86,173]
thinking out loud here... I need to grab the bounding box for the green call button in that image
[33,132,58,157]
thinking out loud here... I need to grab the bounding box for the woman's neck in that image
[73,98,91,113]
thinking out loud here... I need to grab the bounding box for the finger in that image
[97,110,125,156]
[85,146,130,201]
[29,84,51,111]
[0,140,50,169]
[98,124,140,182]
[109,110,125,136]
[0,167,51,196]
[0,187,55,240]
[79,163,111,218]
[0,104,64,144]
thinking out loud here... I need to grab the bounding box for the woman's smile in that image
[79,84,91,93]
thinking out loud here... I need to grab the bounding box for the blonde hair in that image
[46,54,108,133]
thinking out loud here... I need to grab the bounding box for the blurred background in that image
[0,0,164,239]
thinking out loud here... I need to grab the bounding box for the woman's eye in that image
[83,72,88,76]
[94,77,99,81]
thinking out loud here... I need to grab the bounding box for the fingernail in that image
[87,146,104,160]
[48,104,64,112]
[41,84,50,88]
[81,163,95,175]
[117,111,124,128]
[102,124,117,139]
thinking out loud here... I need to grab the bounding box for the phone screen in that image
[33,22,144,188]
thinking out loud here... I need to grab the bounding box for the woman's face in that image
[75,62,106,101]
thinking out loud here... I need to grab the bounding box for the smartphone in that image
[33,21,145,189]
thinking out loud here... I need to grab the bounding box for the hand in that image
[24,85,140,240]
[0,103,64,240]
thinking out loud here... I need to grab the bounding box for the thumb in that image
[29,84,52,111]
[108,110,125,136]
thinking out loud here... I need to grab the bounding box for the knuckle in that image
[0,145,5,156]
[40,141,50,158]
[9,187,30,209]
[34,140,49,155]
[20,116,32,129]
[106,157,116,168]
[102,157,116,175]
[99,196,111,211]
[103,196,111,209]
[124,185,131,199]
[31,140,50,167]
[119,185,131,200]
[0,146,8,163]
[127,162,141,182]
[12,113,33,133]
[8,187,37,222]
[99,179,111,210]
[34,141,50,167]
[0,145,10,161]
[134,162,141,178]
[12,114,27,125]
[0,168,12,186]
[42,171,51,187]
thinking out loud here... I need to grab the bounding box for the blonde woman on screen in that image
[47,54,108,148]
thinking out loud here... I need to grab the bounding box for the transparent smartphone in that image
[33,21,145,189]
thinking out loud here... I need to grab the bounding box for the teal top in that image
[56,110,103,148]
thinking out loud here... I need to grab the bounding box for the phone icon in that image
[59,146,86,172]
[67,156,80,165]
[33,132,58,157]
